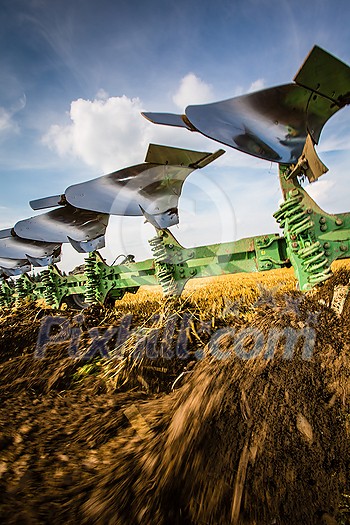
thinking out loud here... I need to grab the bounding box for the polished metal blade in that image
[64,145,222,228]
[0,228,13,239]
[141,112,194,129]
[25,254,61,267]
[185,83,339,164]
[0,233,61,261]
[139,205,178,229]
[30,194,64,211]
[65,164,192,220]
[143,48,349,165]
[1,267,31,277]
[0,257,31,275]
[67,234,105,253]
[14,205,109,247]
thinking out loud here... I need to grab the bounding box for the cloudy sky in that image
[0,0,350,270]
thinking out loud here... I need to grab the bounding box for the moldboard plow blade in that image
[0,230,61,263]
[142,46,350,169]
[1,45,350,312]
[25,254,60,267]
[0,257,31,276]
[67,234,105,253]
[50,144,224,228]
[14,205,109,253]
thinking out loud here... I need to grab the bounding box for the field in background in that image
[117,260,350,315]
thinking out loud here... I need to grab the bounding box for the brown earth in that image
[0,270,349,525]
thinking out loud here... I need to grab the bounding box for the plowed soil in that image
[0,270,349,525]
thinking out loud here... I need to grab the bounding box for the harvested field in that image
[0,266,349,524]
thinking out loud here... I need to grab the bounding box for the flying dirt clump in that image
[0,271,349,524]
[83,296,349,525]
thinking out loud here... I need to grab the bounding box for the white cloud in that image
[42,88,225,175]
[95,88,109,100]
[172,73,213,109]
[232,78,265,97]
[43,95,150,172]
[40,74,271,180]
[0,95,26,138]
[248,78,265,92]
[0,107,18,135]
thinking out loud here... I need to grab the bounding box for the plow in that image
[1,45,350,310]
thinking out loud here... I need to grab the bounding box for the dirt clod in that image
[0,270,349,524]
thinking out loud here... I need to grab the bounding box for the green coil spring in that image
[84,253,100,304]
[274,190,332,288]
[149,235,169,263]
[149,235,178,296]
[0,282,8,307]
[15,276,27,303]
[41,269,57,306]
[298,241,332,284]
[157,263,178,296]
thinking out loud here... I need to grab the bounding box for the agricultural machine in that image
[0,45,350,310]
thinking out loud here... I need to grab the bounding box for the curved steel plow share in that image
[0,230,61,267]
[142,46,350,179]
[14,205,109,254]
[30,144,224,229]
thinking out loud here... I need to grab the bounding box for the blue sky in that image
[0,0,350,270]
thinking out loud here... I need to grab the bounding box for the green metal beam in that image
[2,165,350,309]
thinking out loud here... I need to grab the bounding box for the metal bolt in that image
[307,208,313,214]
[340,244,348,252]
[320,224,327,232]
[319,217,326,224]
[325,250,331,256]
[323,242,330,249]
[168,244,174,249]
[335,218,343,226]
